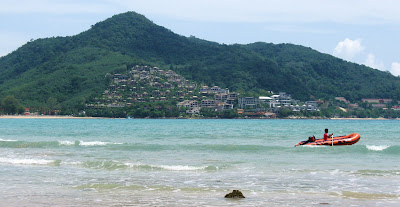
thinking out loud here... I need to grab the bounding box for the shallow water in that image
[0,119,399,206]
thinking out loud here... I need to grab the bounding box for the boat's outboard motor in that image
[295,135,316,147]
[308,135,315,142]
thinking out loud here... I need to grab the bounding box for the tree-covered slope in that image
[0,11,399,113]
[244,42,400,101]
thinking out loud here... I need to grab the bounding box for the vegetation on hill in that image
[1,11,400,115]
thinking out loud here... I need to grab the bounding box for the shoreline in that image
[0,115,398,120]
[330,117,399,120]
[0,115,109,119]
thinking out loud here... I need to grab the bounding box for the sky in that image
[0,0,399,75]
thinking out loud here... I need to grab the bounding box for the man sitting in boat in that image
[323,128,333,141]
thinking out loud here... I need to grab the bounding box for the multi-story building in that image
[238,97,260,109]
[200,86,229,94]
[201,99,216,108]
[177,100,198,109]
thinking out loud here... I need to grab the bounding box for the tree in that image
[46,97,61,115]
[278,108,292,118]
[221,109,238,118]
[2,96,24,115]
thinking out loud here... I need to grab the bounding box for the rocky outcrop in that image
[224,190,245,198]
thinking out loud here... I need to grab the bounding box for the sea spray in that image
[0,157,56,165]
[366,145,390,151]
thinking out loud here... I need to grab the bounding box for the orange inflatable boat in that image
[295,133,361,147]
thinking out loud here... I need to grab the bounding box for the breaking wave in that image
[58,140,123,146]
[0,138,18,142]
[73,160,218,171]
[0,157,217,171]
[0,140,123,148]
[0,157,59,166]
[366,145,390,151]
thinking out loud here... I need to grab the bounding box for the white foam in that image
[59,141,123,146]
[125,162,207,171]
[366,145,389,151]
[0,138,18,142]
[302,145,326,148]
[157,165,206,171]
[172,189,181,192]
[80,141,109,146]
[58,140,75,146]
[63,161,82,165]
[330,169,340,175]
[0,157,54,165]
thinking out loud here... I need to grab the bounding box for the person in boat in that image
[323,128,333,141]
[300,135,316,145]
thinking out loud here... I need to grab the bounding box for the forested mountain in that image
[1,11,399,113]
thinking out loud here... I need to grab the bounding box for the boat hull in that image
[295,133,361,146]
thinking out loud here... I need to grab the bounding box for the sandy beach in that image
[0,115,106,119]
[330,117,399,120]
[1,115,399,120]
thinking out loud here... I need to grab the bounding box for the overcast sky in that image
[1,0,399,75]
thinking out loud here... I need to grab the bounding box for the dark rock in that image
[224,190,245,198]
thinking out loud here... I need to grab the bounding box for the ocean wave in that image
[0,157,57,165]
[366,145,390,151]
[79,141,123,146]
[339,191,399,199]
[58,140,123,146]
[0,138,18,142]
[58,140,76,146]
[127,163,211,171]
[354,169,400,176]
[116,143,288,152]
[300,145,327,148]
[158,164,208,171]
[294,144,400,155]
[0,140,59,148]
[77,160,216,171]
[0,140,124,148]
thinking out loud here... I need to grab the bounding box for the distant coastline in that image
[330,117,398,120]
[1,115,398,120]
[0,115,107,119]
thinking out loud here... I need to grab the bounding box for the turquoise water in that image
[0,119,399,206]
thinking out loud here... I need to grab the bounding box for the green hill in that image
[1,11,400,114]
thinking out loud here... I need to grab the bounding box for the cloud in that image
[364,53,385,70]
[333,38,364,60]
[390,62,400,76]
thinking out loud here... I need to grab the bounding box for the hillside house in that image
[215,93,228,103]
[335,97,349,103]
[372,104,386,108]
[177,100,199,109]
[239,97,260,109]
[304,101,318,111]
[362,98,393,104]
[201,99,216,108]
[200,86,229,94]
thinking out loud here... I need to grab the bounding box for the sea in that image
[0,118,399,206]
